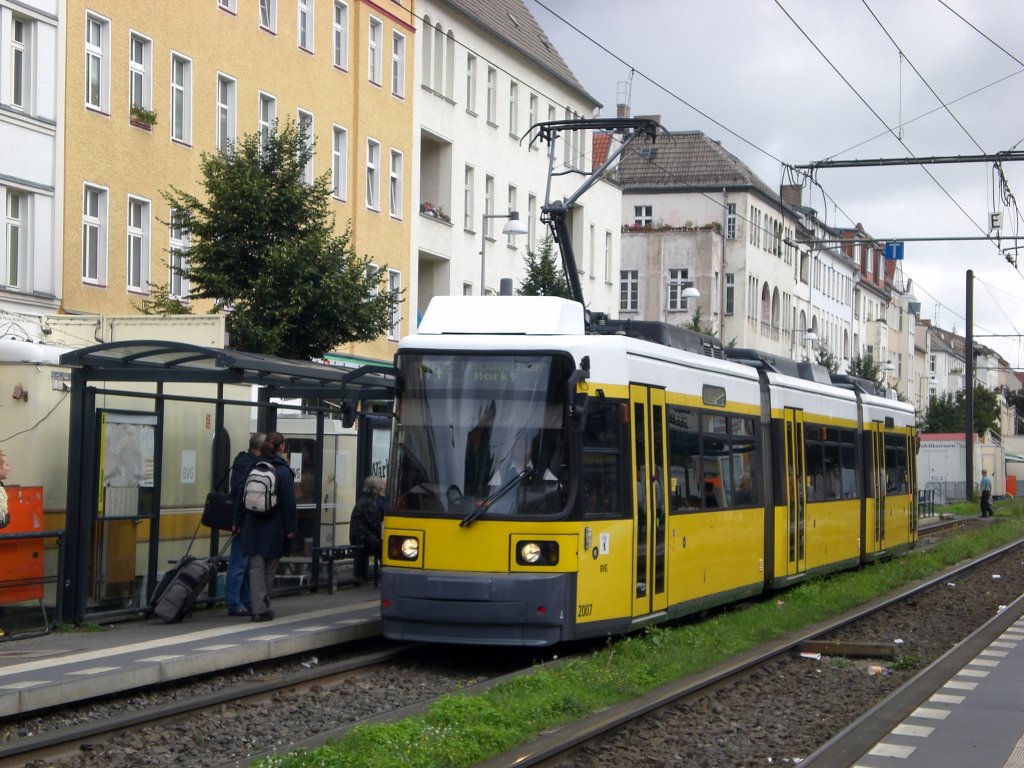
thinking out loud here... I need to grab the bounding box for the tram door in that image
[782,408,807,575]
[630,385,669,617]
[868,423,886,551]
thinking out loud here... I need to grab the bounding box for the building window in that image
[667,268,691,311]
[483,174,494,237]
[218,0,237,13]
[297,0,313,50]
[726,203,736,239]
[633,205,652,227]
[506,185,517,247]
[259,92,276,153]
[85,13,109,111]
[10,16,29,110]
[368,17,382,85]
[170,54,192,144]
[389,149,403,219]
[528,194,537,251]
[168,209,189,300]
[528,93,537,133]
[332,125,347,200]
[725,273,735,315]
[605,231,612,282]
[297,110,314,185]
[129,33,152,113]
[508,81,518,137]
[463,165,474,230]
[3,191,23,288]
[387,269,401,339]
[486,67,496,124]
[392,31,405,97]
[333,1,348,69]
[366,138,380,210]
[82,185,107,283]
[259,0,277,32]
[216,74,236,151]
[126,197,150,292]
[465,54,476,114]
[620,270,638,312]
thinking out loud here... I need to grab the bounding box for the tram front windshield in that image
[392,353,571,518]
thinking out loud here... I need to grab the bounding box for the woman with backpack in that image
[238,431,297,622]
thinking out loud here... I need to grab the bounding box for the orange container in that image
[0,486,45,603]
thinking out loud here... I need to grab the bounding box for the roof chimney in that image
[781,184,802,207]
[616,81,630,119]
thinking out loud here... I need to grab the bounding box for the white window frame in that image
[667,268,691,311]
[368,17,382,86]
[82,184,107,284]
[726,203,736,239]
[465,54,476,114]
[126,196,150,293]
[258,92,276,153]
[725,273,735,315]
[387,269,401,339]
[298,109,314,185]
[528,194,537,252]
[10,15,30,111]
[508,81,518,137]
[604,230,612,282]
[391,30,405,97]
[259,0,277,33]
[332,125,348,200]
[218,0,237,14]
[366,138,380,211]
[484,174,494,237]
[463,165,474,231]
[333,1,348,69]
[129,31,152,113]
[85,13,110,112]
[168,209,189,300]
[389,149,403,219]
[633,205,652,227]
[216,73,236,151]
[528,94,538,139]
[170,52,192,144]
[620,270,638,312]
[506,185,517,247]
[3,189,24,289]
[485,67,496,124]
[297,0,313,51]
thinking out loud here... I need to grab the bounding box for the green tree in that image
[685,305,715,335]
[163,120,400,359]
[924,384,1001,437]
[848,353,883,388]
[134,282,194,315]
[815,341,839,374]
[517,235,570,299]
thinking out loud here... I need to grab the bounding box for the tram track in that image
[477,535,1024,768]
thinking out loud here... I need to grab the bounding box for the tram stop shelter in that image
[58,340,395,625]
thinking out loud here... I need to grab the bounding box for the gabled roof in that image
[615,130,781,203]
[439,0,598,107]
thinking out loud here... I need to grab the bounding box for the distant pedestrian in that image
[349,476,385,582]
[980,468,994,518]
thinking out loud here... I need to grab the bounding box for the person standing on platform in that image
[0,450,10,637]
[226,432,264,616]
[980,468,994,517]
[238,432,297,622]
[349,476,385,582]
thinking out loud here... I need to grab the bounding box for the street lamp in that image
[480,211,529,295]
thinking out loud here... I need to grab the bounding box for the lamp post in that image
[480,211,529,295]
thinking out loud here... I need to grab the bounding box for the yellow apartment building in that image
[62,0,415,361]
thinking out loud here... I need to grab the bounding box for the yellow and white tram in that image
[379,296,918,646]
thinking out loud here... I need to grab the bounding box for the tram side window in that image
[885,433,909,494]
[803,430,826,503]
[582,400,625,518]
[730,417,757,506]
[667,406,700,511]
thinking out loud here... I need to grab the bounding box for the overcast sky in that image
[527,0,1024,370]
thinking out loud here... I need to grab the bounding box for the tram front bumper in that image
[380,569,573,646]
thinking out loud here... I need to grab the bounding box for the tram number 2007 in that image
[577,603,593,618]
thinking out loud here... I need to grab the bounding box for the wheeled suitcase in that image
[152,555,220,623]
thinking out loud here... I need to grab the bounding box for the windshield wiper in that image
[460,464,532,527]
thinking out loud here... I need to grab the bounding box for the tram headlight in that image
[388,535,420,561]
[516,540,559,566]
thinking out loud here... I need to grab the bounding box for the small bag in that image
[202,492,235,531]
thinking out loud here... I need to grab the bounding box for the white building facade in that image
[412,0,621,322]
[0,0,61,314]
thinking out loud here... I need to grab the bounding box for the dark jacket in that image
[349,494,383,554]
[240,454,298,559]
[230,450,260,528]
